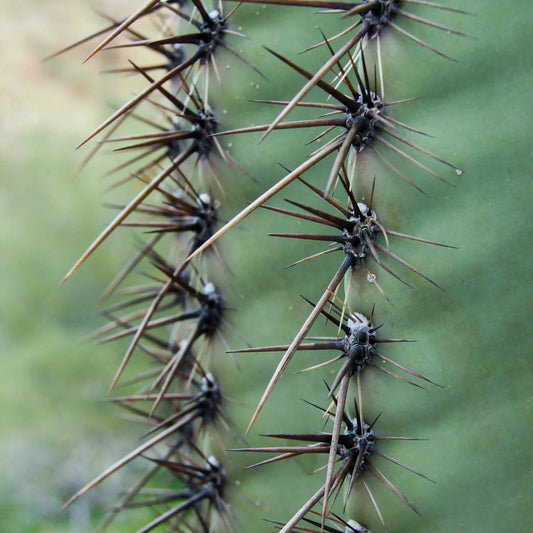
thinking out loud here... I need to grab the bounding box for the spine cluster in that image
[59,1,467,531]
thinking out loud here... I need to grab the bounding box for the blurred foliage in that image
[0,0,531,532]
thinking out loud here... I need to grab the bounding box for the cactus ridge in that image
[57,1,467,531]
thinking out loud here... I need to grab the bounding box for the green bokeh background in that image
[0,1,531,532]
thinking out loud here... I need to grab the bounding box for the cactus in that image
[0,1,530,532]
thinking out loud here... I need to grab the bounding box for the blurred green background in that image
[0,1,531,532]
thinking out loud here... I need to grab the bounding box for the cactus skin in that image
[0,0,530,532]
[202,2,533,531]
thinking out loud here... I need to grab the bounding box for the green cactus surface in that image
[0,1,531,532]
